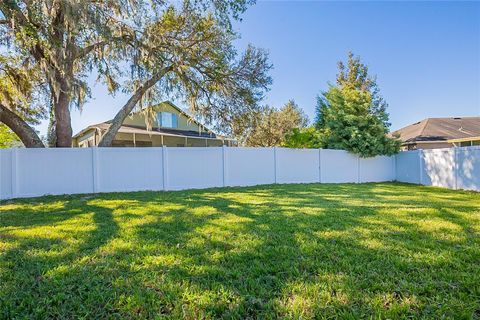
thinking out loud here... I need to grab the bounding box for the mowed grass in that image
[0,183,479,319]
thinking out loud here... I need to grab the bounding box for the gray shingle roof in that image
[74,122,220,139]
[392,117,480,143]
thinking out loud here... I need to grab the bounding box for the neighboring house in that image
[73,101,237,147]
[391,117,480,150]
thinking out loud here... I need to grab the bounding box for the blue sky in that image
[37,1,480,136]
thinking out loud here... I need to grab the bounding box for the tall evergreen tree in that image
[315,52,400,157]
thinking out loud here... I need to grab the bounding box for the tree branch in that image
[0,103,45,148]
[98,65,173,147]
[75,40,109,59]
[0,2,52,67]
[75,35,134,59]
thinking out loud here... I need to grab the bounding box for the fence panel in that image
[97,148,163,193]
[16,148,93,198]
[225,147,275,186]
[166,147,223,190]
[0,149,13,199]
[4,146,477,200]
[321,149,358,183]
[421,149,456,189]
[456,147,480,191]
[395,151,420,184]
[359,156,395,182]
[275,148,319,184]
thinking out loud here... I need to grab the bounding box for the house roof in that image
[73,122,232,140]
[73,101,234,140]
[391,117,480,144]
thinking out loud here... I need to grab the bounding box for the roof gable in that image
[73,101,214,138]
[122,101,211,133]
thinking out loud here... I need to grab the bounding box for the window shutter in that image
[157,112,162,127]
[172,113,178,128]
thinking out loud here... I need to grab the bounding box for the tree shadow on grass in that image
[0,183,479,318]
[104,184,479,318]
[0,199,120,318]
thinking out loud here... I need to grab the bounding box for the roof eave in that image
[447,136,480,143]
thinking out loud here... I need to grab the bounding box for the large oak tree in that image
[0,0,271,147]
[0,55,46,147]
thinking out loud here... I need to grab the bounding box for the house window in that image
[157,112,178,129]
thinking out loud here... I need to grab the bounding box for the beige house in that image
[73,101,237,148]
[391,117,480,150]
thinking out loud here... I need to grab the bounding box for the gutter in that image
[447,136,480,143]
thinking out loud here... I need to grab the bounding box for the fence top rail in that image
[0,146,387,152]
[1,145,480,153]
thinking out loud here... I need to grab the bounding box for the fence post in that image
[357,156,361,183]
[454,147,458,190]
[162,146,168,190]
[0,150,2,200]
[318,149,322,183]
[273,147,277,184]
[11,148,18,198]
[222,145,227,187]
[91,147,99,193]
[418,149,424,185]
[392,155,397,181]
[0,149,3,200]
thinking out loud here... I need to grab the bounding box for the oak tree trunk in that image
[54,82,73,147]
[0,103,45,148]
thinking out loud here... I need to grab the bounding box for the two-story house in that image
[72,101,237,147]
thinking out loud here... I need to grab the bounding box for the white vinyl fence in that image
[0,147,396,200]
[1,146,478,200]
[395,146,480,192]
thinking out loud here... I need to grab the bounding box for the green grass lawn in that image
[1,183,479,319]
